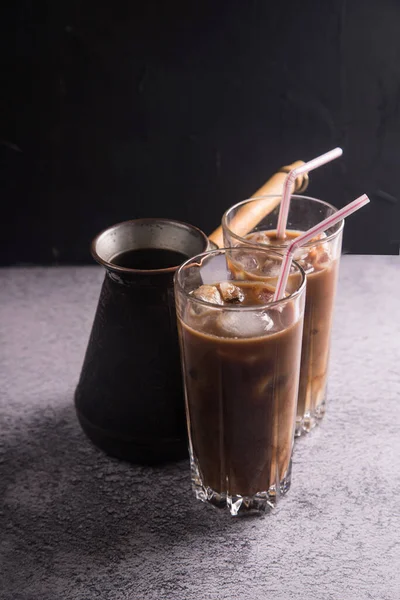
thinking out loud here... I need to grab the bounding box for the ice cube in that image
[187,295,218,329]
[218,281,244,303]
[255,285,275,305]
[298,244,331,273]
[316,250,331,267]
[188,302,212,319]
[297,258,314,274]
[236,253,260,272]
[217,310,274,338]
[294,247,309,261]
[259,259,282,278]
[192,284,223,305]
[246,231,271,245]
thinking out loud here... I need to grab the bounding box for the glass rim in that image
[174,246,306,312]
[222,194,344,249]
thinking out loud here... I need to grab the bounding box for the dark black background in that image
[2,0,400,265]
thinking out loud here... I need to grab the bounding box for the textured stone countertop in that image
[1,256,399,600]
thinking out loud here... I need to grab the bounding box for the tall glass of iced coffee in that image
[174,247,306,515]
[222,195,343,435]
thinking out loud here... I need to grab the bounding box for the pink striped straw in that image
[273,194,370,301]
[276,147,343,238]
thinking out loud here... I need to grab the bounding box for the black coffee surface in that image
[111,248,189,270]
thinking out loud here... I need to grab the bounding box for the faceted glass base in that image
[190,456,292,516]
[295,395,326,437]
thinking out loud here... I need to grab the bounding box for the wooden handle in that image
[209,160,308,248]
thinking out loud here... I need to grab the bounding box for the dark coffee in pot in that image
[111,248,189,270]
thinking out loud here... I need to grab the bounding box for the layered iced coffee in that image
[175,248,306,515]
[246,229,339,429]
[223,196,343,434]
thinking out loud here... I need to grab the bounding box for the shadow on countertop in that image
[0,399,254,598]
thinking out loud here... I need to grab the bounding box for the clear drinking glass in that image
[222,195,343,435]
[174,247,306,515]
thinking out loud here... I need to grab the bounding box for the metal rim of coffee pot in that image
[91,217,210,275]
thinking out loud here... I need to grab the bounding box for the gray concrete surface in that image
[1,256,399,600]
